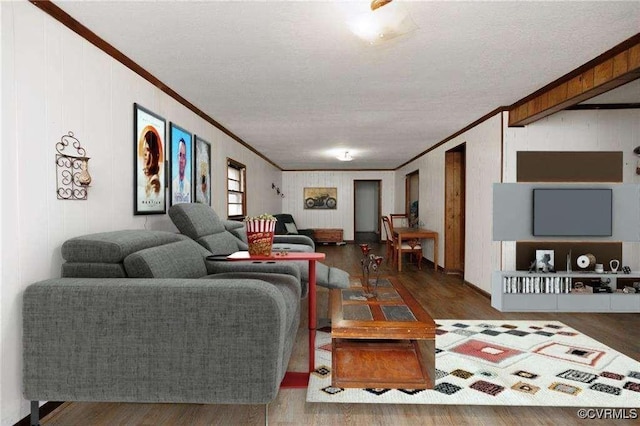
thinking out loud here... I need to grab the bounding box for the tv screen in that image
[532,188,612,236]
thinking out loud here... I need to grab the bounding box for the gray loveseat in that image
[23,230,303,426]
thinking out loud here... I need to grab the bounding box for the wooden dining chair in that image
[390,213,409,228]
[381,216,395,264]
[387,216,423,270]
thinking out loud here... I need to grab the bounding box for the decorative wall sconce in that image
[55,131,91,200]
[271,183,285,198]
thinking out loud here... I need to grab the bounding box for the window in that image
[227,158,246,219]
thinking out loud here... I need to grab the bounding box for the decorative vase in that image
[77,158,92,186]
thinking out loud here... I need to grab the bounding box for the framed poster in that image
[134,103,166,215]
[304,187,337,209]
[194,135,211,206]
[169,122,193,205]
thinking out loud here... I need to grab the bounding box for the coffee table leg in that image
[416,339,435,388]
[308,259,317,372]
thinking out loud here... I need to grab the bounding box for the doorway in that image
[445,144,466,275]
[354,180,381,243]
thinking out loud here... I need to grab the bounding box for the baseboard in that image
[464,280,491,299]
[421,257,441,272]
[14,401,64,426]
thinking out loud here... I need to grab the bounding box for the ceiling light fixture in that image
[337,151,353,162]
[348,0,418,45]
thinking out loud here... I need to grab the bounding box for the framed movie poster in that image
[304,187,337,209]
[169,123,193,205]
[134,103,166,215]
[194,135,211,206]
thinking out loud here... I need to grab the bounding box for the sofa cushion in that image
[169,203,226,240]
[197,233,244,255]
[62,230,186,263]
[225,221,249,245]
[124,240,209,278]
[284,223,298,234]
[61,262,127,278]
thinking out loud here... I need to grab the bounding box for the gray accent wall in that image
[493,183,640,241]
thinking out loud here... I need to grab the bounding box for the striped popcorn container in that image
[245,217,277,256]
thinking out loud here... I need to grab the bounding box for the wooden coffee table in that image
[330,277,436,389]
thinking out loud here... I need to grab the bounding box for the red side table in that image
[227,251,325,387]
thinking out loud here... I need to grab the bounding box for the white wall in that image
[395,113,503,292]
[0,3,281,424]
[502,109,640,271]
[281,171,394,240]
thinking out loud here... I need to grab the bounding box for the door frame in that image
[444,143,466,275]
[353,179,382,240]
[405,170,419,216]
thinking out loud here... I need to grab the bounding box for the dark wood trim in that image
[28,0,282,171]
[510,33,640,112]
[14,401,64,426]
[508,33,640,126]
[463,280,491,299]
[395,107,507,170]
[516,151,623,183]
[566,103,640,110]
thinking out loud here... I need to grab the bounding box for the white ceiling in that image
[52,1,640,170]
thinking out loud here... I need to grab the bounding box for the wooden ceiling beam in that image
[508,33,640,127]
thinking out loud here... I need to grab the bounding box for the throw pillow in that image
[284,222,298,234]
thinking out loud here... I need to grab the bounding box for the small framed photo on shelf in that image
[536,249,555,272]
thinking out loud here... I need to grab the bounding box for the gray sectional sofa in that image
[23,205,349,425]
[168,203,350,291]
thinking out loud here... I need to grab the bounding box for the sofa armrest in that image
[273,234,315,250]
[204,260,301,283]
[23,278,297,405]
[206,260,306,296]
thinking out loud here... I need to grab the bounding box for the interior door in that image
[445,144,466,274]
[354,180,381,243]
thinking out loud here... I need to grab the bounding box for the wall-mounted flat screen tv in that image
[532,188,612,236]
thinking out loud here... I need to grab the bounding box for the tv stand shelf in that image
[492,271,640,312]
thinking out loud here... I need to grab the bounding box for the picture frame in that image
[169,122,193,205]
[194,135,211,206]
[304,187,337,209]
[133,103,167,215]
[536,249,555,272]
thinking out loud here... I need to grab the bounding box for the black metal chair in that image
[273,214,315,240]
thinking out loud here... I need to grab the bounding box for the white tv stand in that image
[492,270,640,312]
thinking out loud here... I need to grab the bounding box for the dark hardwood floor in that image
[41,243,639,425]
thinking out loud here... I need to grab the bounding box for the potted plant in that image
[244,213,277,256]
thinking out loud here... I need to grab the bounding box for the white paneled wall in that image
[0,3,281,424]
[502,109,640,271]
[281,171,395,241]
[395,113,503,292]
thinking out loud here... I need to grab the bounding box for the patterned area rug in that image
[307,320,640,406]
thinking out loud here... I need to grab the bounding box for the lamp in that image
[337,151,353,162]
[349,0,418,45]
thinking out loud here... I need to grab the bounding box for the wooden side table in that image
[226,251,326,387]
[313,228,345,245]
